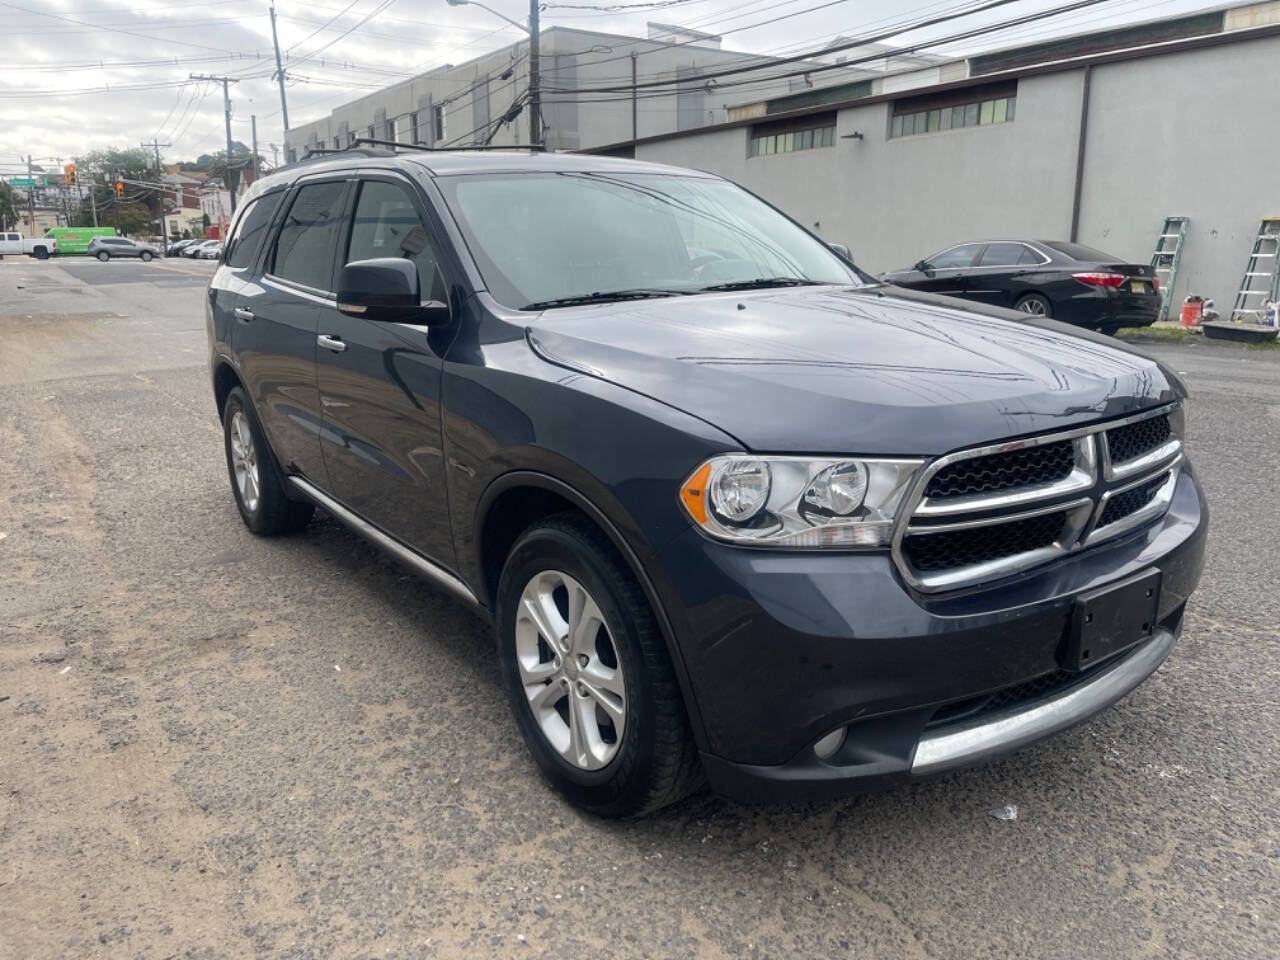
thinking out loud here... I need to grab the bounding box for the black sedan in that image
[880,239,1161,331]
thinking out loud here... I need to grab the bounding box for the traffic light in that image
[65,163,76,185]
[115,181,125,199]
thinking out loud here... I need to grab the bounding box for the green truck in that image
[44,226,118,255]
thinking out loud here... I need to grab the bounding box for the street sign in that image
[7,176,44,187]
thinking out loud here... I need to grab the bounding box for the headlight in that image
[679,455,924,548]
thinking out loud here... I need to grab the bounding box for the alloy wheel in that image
[1017,297,1047,316]
[515,570,627,771]
[228,410,260,513]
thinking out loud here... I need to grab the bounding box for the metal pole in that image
[26,154,35,236]
[89,167,98,227]
[528,0,541,147]
[223,79,236,214]
[270,4,290,132]
[631,51,638,144]
[251,115,260,180]
[142,139,171,251]
[1069,64,1092,244]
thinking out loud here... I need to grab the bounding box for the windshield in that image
[437,171,860,309]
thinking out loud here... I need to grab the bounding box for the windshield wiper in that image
[699,277,824,292]
[520,289,689,311]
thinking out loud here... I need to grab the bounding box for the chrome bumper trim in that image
[911,627,1176,775]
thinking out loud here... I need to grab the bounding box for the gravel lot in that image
[2,256,1277,959]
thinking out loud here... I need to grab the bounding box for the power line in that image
[0,0,261,54]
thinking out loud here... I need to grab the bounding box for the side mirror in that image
[913,260,929,272]
[828,242,852,262]
[337,258,450,324]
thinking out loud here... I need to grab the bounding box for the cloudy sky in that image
[1,0,1219,170]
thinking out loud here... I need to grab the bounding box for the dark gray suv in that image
[205,145,1207,817]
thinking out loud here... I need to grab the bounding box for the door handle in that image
[317,334,347,353]
[233,307,254,322]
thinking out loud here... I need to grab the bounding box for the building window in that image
[748,113,836,158]
[367,125,375,140]
[393,116,409,144]
[890,81,1016,139]
[434,105,447,143]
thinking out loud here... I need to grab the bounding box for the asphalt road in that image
[2,256,1277,959]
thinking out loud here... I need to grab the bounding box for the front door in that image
[315,174,456,567]
[914,242,983,299]
[236,178,349,484]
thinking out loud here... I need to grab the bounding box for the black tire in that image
[140,250,153,262]
[96,250,110,262]
[221,386,314,535]
[34,246,49,260]
[1014,293,1053,318]
[496,513,703,818]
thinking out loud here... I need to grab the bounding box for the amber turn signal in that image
[679,462,711,525]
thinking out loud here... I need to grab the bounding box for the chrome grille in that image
[904,510,1068,572]
[1106,415,1171,465]
[925,441,1074,499]
[893,405,1183,592]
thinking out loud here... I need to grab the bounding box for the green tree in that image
[0,181,16,231]
[74,148,163,237]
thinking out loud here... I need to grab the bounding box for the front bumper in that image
[652,465,1207,802]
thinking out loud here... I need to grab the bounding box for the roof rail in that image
[349,137,549,153]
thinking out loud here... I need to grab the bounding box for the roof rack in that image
[349,137,549,153]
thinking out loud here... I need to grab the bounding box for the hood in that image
[525,285,1179,456]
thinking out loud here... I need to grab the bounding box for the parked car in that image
[880,239,1161,331]
[186,240,221,259]
[0,231,57,259]
[206,149,1206,818]
[197,241,224,260]
[87,235,158,261]
[167,238,199,256]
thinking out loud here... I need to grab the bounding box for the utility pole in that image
[251,115,260,181]
[141,138,171,250]
[528,0,541,147]
[190,74,240,215]
[88,165,99,227]
[269,5,290,132]
[26,154,35,237]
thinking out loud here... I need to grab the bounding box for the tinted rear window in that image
[270,181,346,291]
[226,192,284,269]
[1041,241,1117,262]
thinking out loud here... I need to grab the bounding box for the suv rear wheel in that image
[96,250,110,262]
[221,386,314,535]
[496,514,703,818]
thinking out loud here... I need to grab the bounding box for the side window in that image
[226,193,283,269]
[270,180,346,291]
[1018,245,1045,265]
[927,244,981,269]
[978,242,1028,267]
[345,180,446,301]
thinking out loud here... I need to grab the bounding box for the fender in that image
[474,469,711,752]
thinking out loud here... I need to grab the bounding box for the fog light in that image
[812,726,847,760]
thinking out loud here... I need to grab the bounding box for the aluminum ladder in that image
[1150,216,1188,322]
[1231,218,1280,321]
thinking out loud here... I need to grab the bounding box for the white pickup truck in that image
[0,231,57,259]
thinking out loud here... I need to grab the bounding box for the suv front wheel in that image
[496,514,703,818]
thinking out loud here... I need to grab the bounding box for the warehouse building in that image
[593,1,1280,314]
[283,25,942,159]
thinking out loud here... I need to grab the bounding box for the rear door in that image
[315,173,456,565]
[235,177,350,484]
